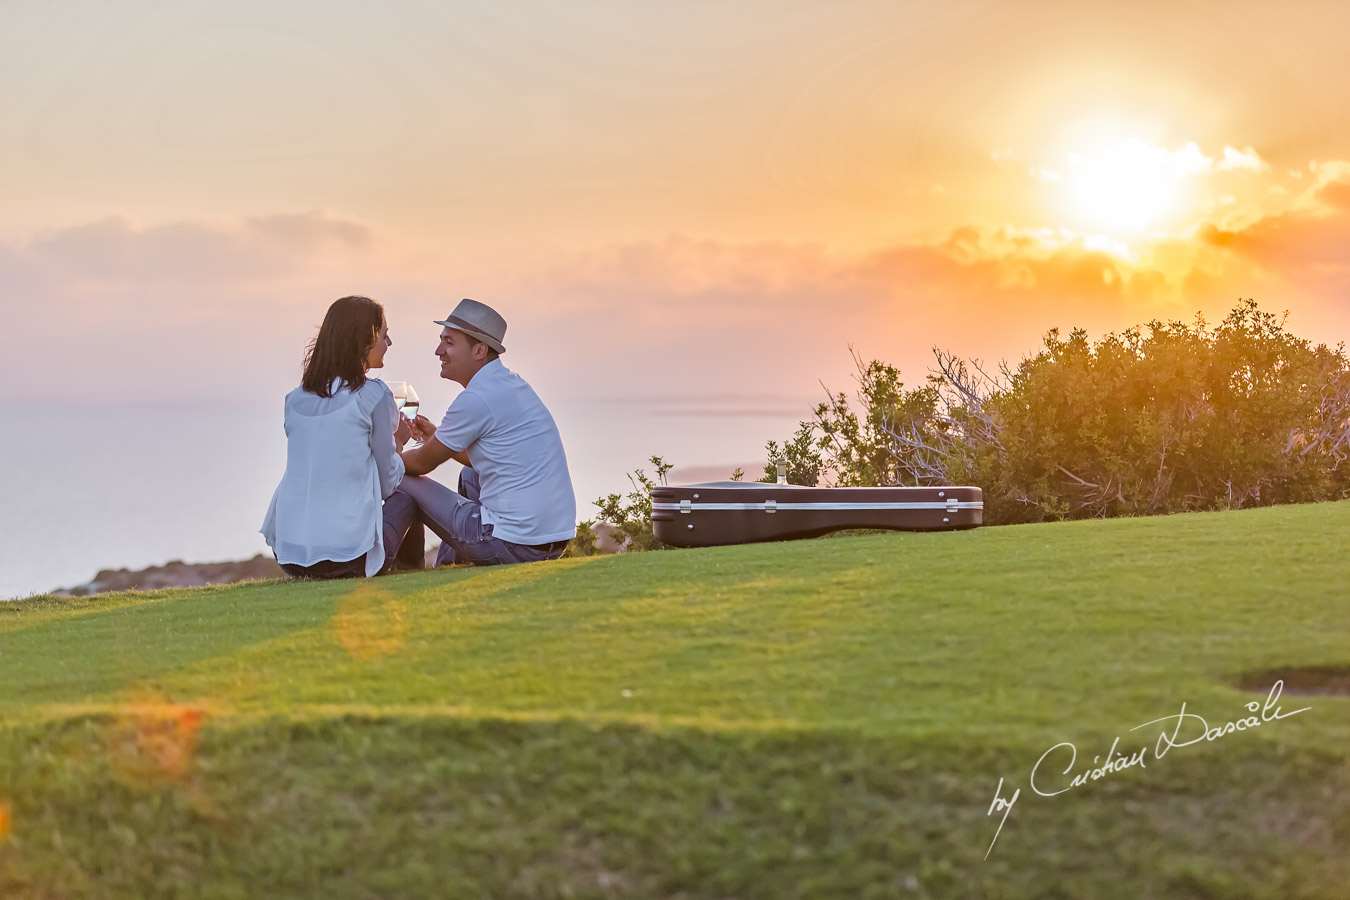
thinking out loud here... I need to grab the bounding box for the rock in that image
[591,522,628,553]
[54,554,286,597]
[49,524,622,595]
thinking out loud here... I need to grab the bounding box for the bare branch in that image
[1056,465,1098,488]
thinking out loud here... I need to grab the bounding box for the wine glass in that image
[387,381,409,413]
[402,384,420,421]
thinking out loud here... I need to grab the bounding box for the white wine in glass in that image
[402,384,420,419]
[387,381,409,412]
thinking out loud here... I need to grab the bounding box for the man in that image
[383,298,576,567]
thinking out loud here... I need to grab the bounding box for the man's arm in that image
[400,435,471,476]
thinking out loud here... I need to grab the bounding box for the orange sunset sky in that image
[5,0,1350,489]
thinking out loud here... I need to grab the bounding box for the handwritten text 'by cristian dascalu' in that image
[984,681,1310,859]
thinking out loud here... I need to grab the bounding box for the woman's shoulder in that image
[358,377,394,400]
[352,376,395,414]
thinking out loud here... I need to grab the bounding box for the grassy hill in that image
[2,502,1348,898]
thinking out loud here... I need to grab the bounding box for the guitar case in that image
[651,482,983,548]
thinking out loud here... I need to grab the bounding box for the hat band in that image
[443,314,500,344]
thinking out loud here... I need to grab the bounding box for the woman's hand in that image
[410,414,437,442]
[395,414,413,448]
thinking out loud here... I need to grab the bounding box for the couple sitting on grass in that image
[260,296,576,580]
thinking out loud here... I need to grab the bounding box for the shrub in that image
[593,456,673,551]
[759,421,824,485]
[610,301,1350,534]
[562,520,602,558]
[882,300,1350,522]
[758,350,943,488]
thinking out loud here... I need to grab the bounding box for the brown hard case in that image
[651,482,983,548]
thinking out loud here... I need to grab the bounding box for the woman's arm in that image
[369,388,407,499]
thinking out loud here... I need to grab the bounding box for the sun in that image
[1056,138,1206,235]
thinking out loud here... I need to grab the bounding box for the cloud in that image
[533,225,1162,344]
[1218,146,1268,172]
[1,211,380,403]
[1199,167,1350,269]
[1056,139,1214,184]
[9,187,1350,411]
[1167,141,1214,175]
[500,221,1241,408]
[243,213,371,252]
[1032,140,1274,192]
[1317,180,1350,210]
[1306,161,1350,210]
[1311,160,1350,184]
[18,212,372,284]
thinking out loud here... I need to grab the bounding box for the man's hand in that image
[410,414,437,443]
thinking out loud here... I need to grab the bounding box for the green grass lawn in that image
[2,502,1348,898]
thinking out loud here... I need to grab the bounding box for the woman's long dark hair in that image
[301,295,385,398]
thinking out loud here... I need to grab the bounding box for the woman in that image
[261,295,411,579]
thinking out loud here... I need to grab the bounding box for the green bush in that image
[755,300,1350,524]
[758,421,824,485]
[755,352,940,488]
[562,520,601,558]
[899,300,1350,522]
[592,456,673,551]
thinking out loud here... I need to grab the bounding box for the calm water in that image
[0,399,800,599]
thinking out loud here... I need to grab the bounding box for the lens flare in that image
[333,584,408,661]
[106,694,207,787]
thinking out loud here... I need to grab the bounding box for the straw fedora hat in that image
[433,299,507,354]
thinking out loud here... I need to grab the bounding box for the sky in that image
[4,0,1350,545]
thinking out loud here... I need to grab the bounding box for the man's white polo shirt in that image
[434,359,576,544]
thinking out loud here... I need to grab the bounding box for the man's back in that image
[434,359,575,545]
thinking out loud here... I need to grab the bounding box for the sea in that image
[0,398,803,600]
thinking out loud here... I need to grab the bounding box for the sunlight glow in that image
[1061,138,1210,233]
[1082,233,1134,260]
